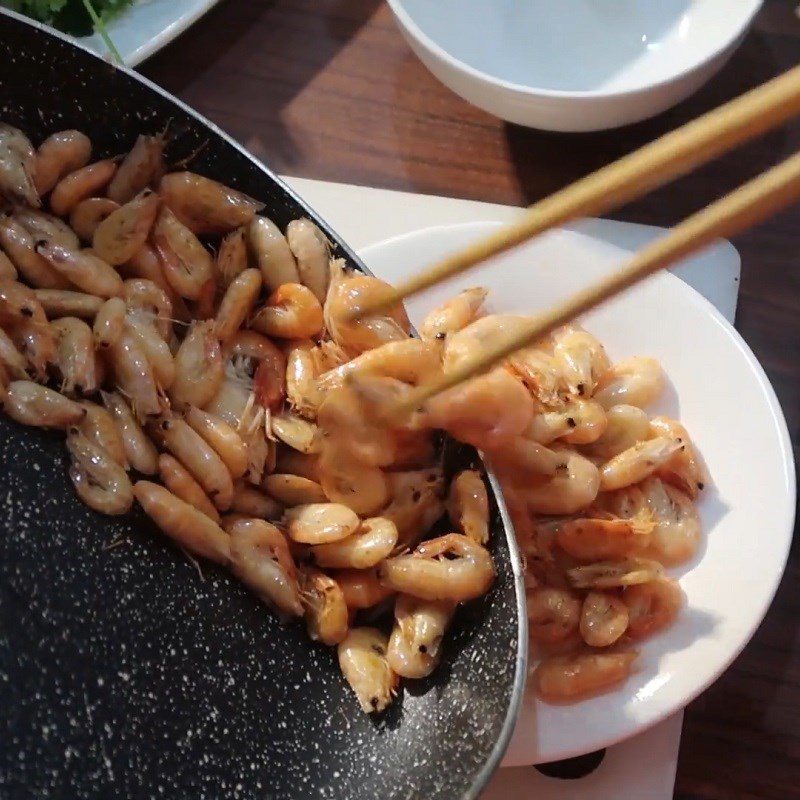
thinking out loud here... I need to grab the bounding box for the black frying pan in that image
[0,9,527,799]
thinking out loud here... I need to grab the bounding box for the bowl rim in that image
[387,0,764,101]
[0,8,530,797]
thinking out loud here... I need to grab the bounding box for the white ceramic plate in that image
[359,221,795,765]
[75,0,219,66]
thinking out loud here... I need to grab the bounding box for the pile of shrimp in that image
[0,122,498,715]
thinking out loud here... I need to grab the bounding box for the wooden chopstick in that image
[349,63,800,322]
[398,148,800,413]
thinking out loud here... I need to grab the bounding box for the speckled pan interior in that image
[0,10,526,800]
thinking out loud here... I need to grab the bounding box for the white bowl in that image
[387,0,763,131]
[360,221,794,764]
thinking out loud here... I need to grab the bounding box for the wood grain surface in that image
[142,2,800,797]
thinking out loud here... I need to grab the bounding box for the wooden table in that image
[142,2,800,797]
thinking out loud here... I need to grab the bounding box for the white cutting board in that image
[281,176,741,799]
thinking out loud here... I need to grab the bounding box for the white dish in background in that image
[76,0,219,66]
[387,0,762,131]
[360,221,794,765]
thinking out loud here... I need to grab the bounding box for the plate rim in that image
[359,221,796,765]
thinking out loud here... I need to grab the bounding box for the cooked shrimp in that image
[250,283,323,340]
[34,129,92,195]
[158,453,220,522]
[125,313,175,389]
[443,313,531,373]
[2,380,85,428]
[286,218,330,303]
[92,189,159,265]
[301,568,349,645]
[272,412,320,455]
[34,289,103,320]
[599,436,682,491]
[101,390,159,475]
[122,278,173,341]
[50,159,117,216]
[312,517,398,569]
[580,592,629,647]
[225,329,286,413]
[275,448,321,483]
[93,296,126,349]
[185,405,248,480]
[594,357,664,410]
[535,651,637,702]
[230,482,282,519]
[556,515,652,562]
[552,325,611,397]
[216,226,249,288]
[213,268,261,343]
[151,415,234,510]
[69,197,119,242]
[527,587,581,643]
[35,241,123,299]
[585,404,651,459]
[387,595,455,679]
[66,430,133,515]
[338,628,398,714]
[107,133,165,203]
[285,338,323,419]
[336,568,395,609]
[75,401,127,469]
[0,327,30,379]
[380,533,495,602]
[51,316,101,395]
[12,208,80,250]
[649,416,706,498]
[486,436,562,483]
[0,250,16,281]
[170,321,224,408]
[420,286,487,341]
[246,215,300,291]
[318,444,389,517]
[160,172,263,234]
[521,450,600,515]
[425,368,534,451]
[228,517,302,616]
[284,503,360,544]
[134,480,231,564]
[567,557,664,589]
[264,473,328,506]
[639,477,701,565]
[152,206,214,301]
[0,214,70,289]
[110,329,165,420]
[507,347,564,408]
[526,398,607,446]
[381,467,445,549]
[447,469,489,545]
[324,260,410,354]
[0,123,38,207]
[623,577,683,639]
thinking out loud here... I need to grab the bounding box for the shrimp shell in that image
[50,159,117,217]
[160,172,263,234]
[69,197,120,242]
[248,216,299,291]
[2,380,85,429]
[66,430,133,515]
[151,415,234,511]
[134,480,231,564]
[92,189,160,265]
[34,130,92,196]
[286,218,330,303]
[337,628,398,714]
[107,133,165,203]
[36,241,124,299]
[158,453,220,522]
[101,390,159,475]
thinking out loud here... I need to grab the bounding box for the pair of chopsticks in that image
[349,64,800,411]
